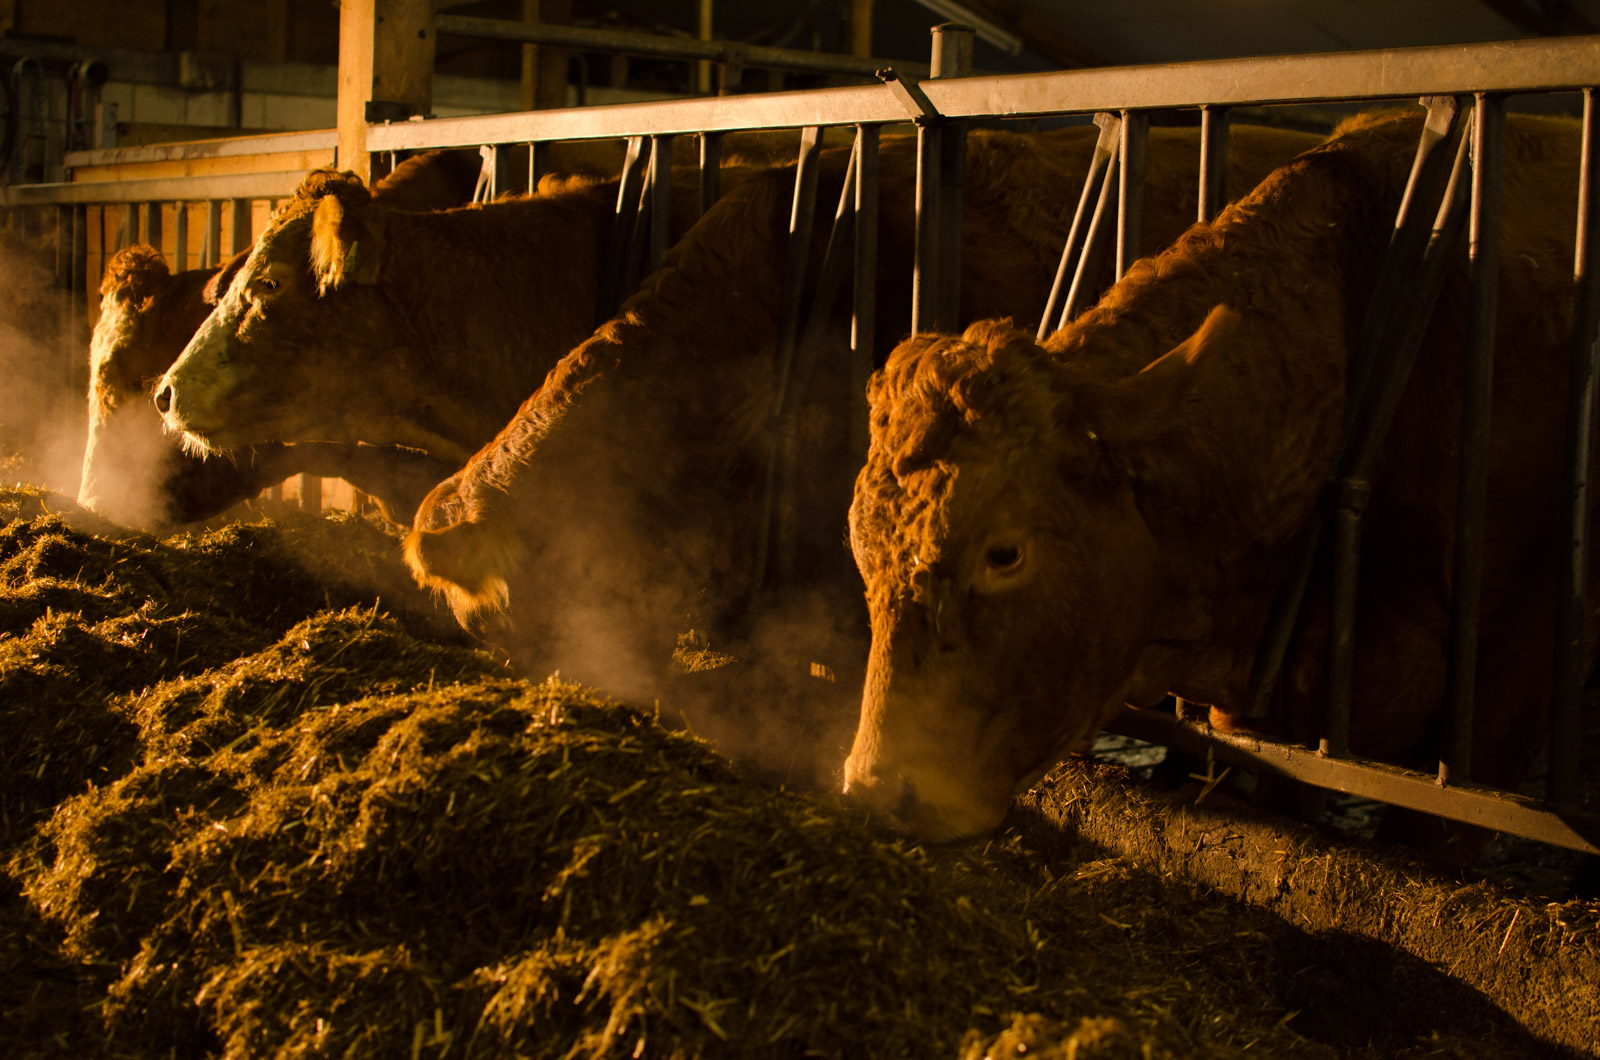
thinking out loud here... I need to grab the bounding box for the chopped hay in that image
[0,487,1591,1059]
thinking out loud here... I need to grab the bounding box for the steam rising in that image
[0,229,84,499]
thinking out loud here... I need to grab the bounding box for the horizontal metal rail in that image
[1105,708,1600,855]
[2,170,307,206]
[63,130,337,169]
[436,15,928,81]
[368,36,1600,155]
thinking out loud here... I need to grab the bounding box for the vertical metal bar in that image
[1116,110,1148,280]
[229,199,252,255]
[473,144,495,204]
[144,201,162,252]
[1198,105,1230,224]
[648,134,673,273]
[1551,88,1600,807]
[529,141,550,190]
[752,125,823,594]
[1249,97,1466,720]
[912,119,941,335]
[1039,113,1120,341]
[174,203,189,272]
[931,23,972,334]
[1324,115,1474,758]
[204,200,223,267]
[851,123,880,468]
[1060,147,1121,326]
[699,131,723,218]
[600,135,650,322]
[1441,94,1505,786]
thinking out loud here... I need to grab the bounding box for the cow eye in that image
[259,277,280,292]
[984,544,1022,573]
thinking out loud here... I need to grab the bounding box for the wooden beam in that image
[337,0,434,182]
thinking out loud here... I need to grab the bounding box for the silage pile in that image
[0,487,1573,1059]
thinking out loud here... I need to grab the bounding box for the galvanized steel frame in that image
[6,33,1600,853]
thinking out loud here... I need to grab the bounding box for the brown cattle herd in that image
[44,104,1596,861]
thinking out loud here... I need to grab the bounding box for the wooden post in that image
[337,0,435,182]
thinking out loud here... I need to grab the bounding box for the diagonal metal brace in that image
[878,67,941,124]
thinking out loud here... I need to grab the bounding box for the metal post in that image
[1198,105,1230,224]
[1039,113,1120,341]
[1324,113,1474,757]
[204,200,223,267]
[699,131,723,218]
[144,201,163,252]
[1551,87,1600,807]
[229,199,252,255]
[851,123,880,466]
[1441,93,1505,786]
[600,135,650,322]
[1061,147,1121,326]
[1115,109,1148,280]
[174,203,189,271]
[932,23,972,333]
[648,134,673,272]
[529,140,550,190]
[912,118,941,335]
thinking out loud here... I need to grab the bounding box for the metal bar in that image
[1198,104,1229,223]
[1324,111,1474,757]
[144,201,162,251]
[174,203,188,271]
[699,132,722,218]
[63,129,337,169]
[366,37,1600,156]
[599,136,650,323]
[912,120,941,335]
[1038,112,1119,341]
[229,199,252,255]
[851,123,880,468]
[436,14,927,80]
[3,170,307,206]
[1060,140,1122,326]
[1441,94,1506,786]
[529,141,550,190]
[1115,109,1148,280]
[203,200,223,268]
[753,125,823,593]
[1104,708,1600,855]
[1551,87,1600,808]
[473,144,495,204]
[932,24,972,334]
[648,135,673,273]
[1249,97,1466,720]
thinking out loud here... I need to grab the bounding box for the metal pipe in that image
[1115,109,1147,280]
[851,123,880,467]
[1198,105,1229,223]
[599,135,649,323]
[699,131,722,218]
[648,134,673,272]
[1038,112,1119,341]
[932,24,973,333]
[1323,111,1474,757]
[1060,143,1120,326]
[1551,87,1600,808]
[1441,93,1506,786]
[912,120,941,335]
[435,14,927,81]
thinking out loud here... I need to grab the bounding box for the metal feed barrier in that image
[6,27,1599,854]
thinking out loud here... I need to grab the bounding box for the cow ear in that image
[1094,304,1239,445]
[203,249,250,305]
[310,194,383,295]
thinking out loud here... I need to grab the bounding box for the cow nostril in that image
[154,385,172,415]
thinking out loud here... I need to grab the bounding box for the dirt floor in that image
[2,485,1596,1059]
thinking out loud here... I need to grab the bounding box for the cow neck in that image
[1067,136,1402,710]
[376,185,615,455]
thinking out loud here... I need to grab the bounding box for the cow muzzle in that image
[842,752,1011,843]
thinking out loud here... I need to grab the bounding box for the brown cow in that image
[79,149,483,529]
[399,123,1322,771]
[841,109,1586,847]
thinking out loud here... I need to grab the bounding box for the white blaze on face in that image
[156,299,244,457]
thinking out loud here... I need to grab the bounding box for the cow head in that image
[843,307,1238,841]
[153,169,439,460]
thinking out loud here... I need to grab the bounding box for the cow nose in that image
[843,768,923,831]
[154,384,172,415]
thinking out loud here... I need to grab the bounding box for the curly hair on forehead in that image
[291,167,373,210]
[99,243,170,302]
[869,318,1061,477]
